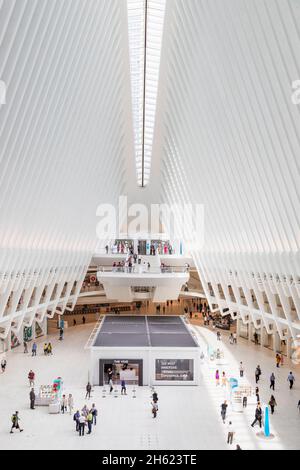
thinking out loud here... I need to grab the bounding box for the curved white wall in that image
[158,0,300,340]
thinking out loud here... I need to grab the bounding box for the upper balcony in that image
[97,256,190,303]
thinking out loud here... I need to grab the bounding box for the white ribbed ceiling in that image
[157,0,300,340]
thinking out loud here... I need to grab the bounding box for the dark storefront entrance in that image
[99,359,143,386]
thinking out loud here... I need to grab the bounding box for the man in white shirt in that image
[227,422,235,445]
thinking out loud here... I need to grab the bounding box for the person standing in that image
[61,395,67,414]
[29,389,35,410]
[221,401,228,424]
[85,382,92,400]
[28,370,35,387]
[107,368,113,384]
[109,378,114,394]
[152,401,158,419]
[288,372,295,390]
[243,395,248,409]
[121,380,127,396]
[79,414,86,436]
[239,362,244,378]
[270,373,276,391]
[23,342,28,354]
[255,366,262,384]
[276,354,281,368]
[73,410,80,431]
[215,370,220,387]
[87,411,93,434]
[269,395,277,415]
[227,422,235,445]
[32,342,37,357]
[68,394,74,415]
[1,358,7,373]
[91,404,98,425]
[10,412,23,434]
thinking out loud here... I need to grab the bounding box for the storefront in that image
[99,359,143,386]
[90,316,201,387]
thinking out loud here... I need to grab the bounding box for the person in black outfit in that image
[85,382,92,399]
[251,405,263,428]
[107,368,113,384]
[29,389,35,410]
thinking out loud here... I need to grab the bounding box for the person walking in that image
[109,378,114,394]
[270,373,276,391]
[47,343,53,355]
[243,395,248,409]
[1,358,7,373]
[288,372,295,390]
[269,395,277,415]
[29,389,35,410]
[221,401,228,424]
[43,343,48,356]
[28,370,35,387]
[256,387,260,403]
[251,405,263,428]
[239,362,244,378]
[215,370,220,387]
[79,414,86,436]
[10,412,23,434]
[23,342,28,354]
[227,422,235,445]
[255,366,262,384]
[32,342,37,357]
[85,382,92,400]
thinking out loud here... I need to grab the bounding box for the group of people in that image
[213,329,299,449]
[73,404,98,436]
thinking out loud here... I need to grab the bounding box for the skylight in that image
[127,0,166,187]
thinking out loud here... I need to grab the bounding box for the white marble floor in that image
[0,323,299,450]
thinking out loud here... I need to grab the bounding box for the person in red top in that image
[28,370,35,387]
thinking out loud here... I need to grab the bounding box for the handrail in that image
[98,265,190,275]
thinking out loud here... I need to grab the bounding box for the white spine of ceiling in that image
[0,0,132,339]
[127,0,166,187]
[158,0,300,340]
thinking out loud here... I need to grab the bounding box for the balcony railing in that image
[98,265,189,275]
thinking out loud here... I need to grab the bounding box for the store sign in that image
[155,359,194,381]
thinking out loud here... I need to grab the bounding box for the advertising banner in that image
[155,359,194,381]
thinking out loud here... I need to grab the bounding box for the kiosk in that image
[89,316,201,386]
